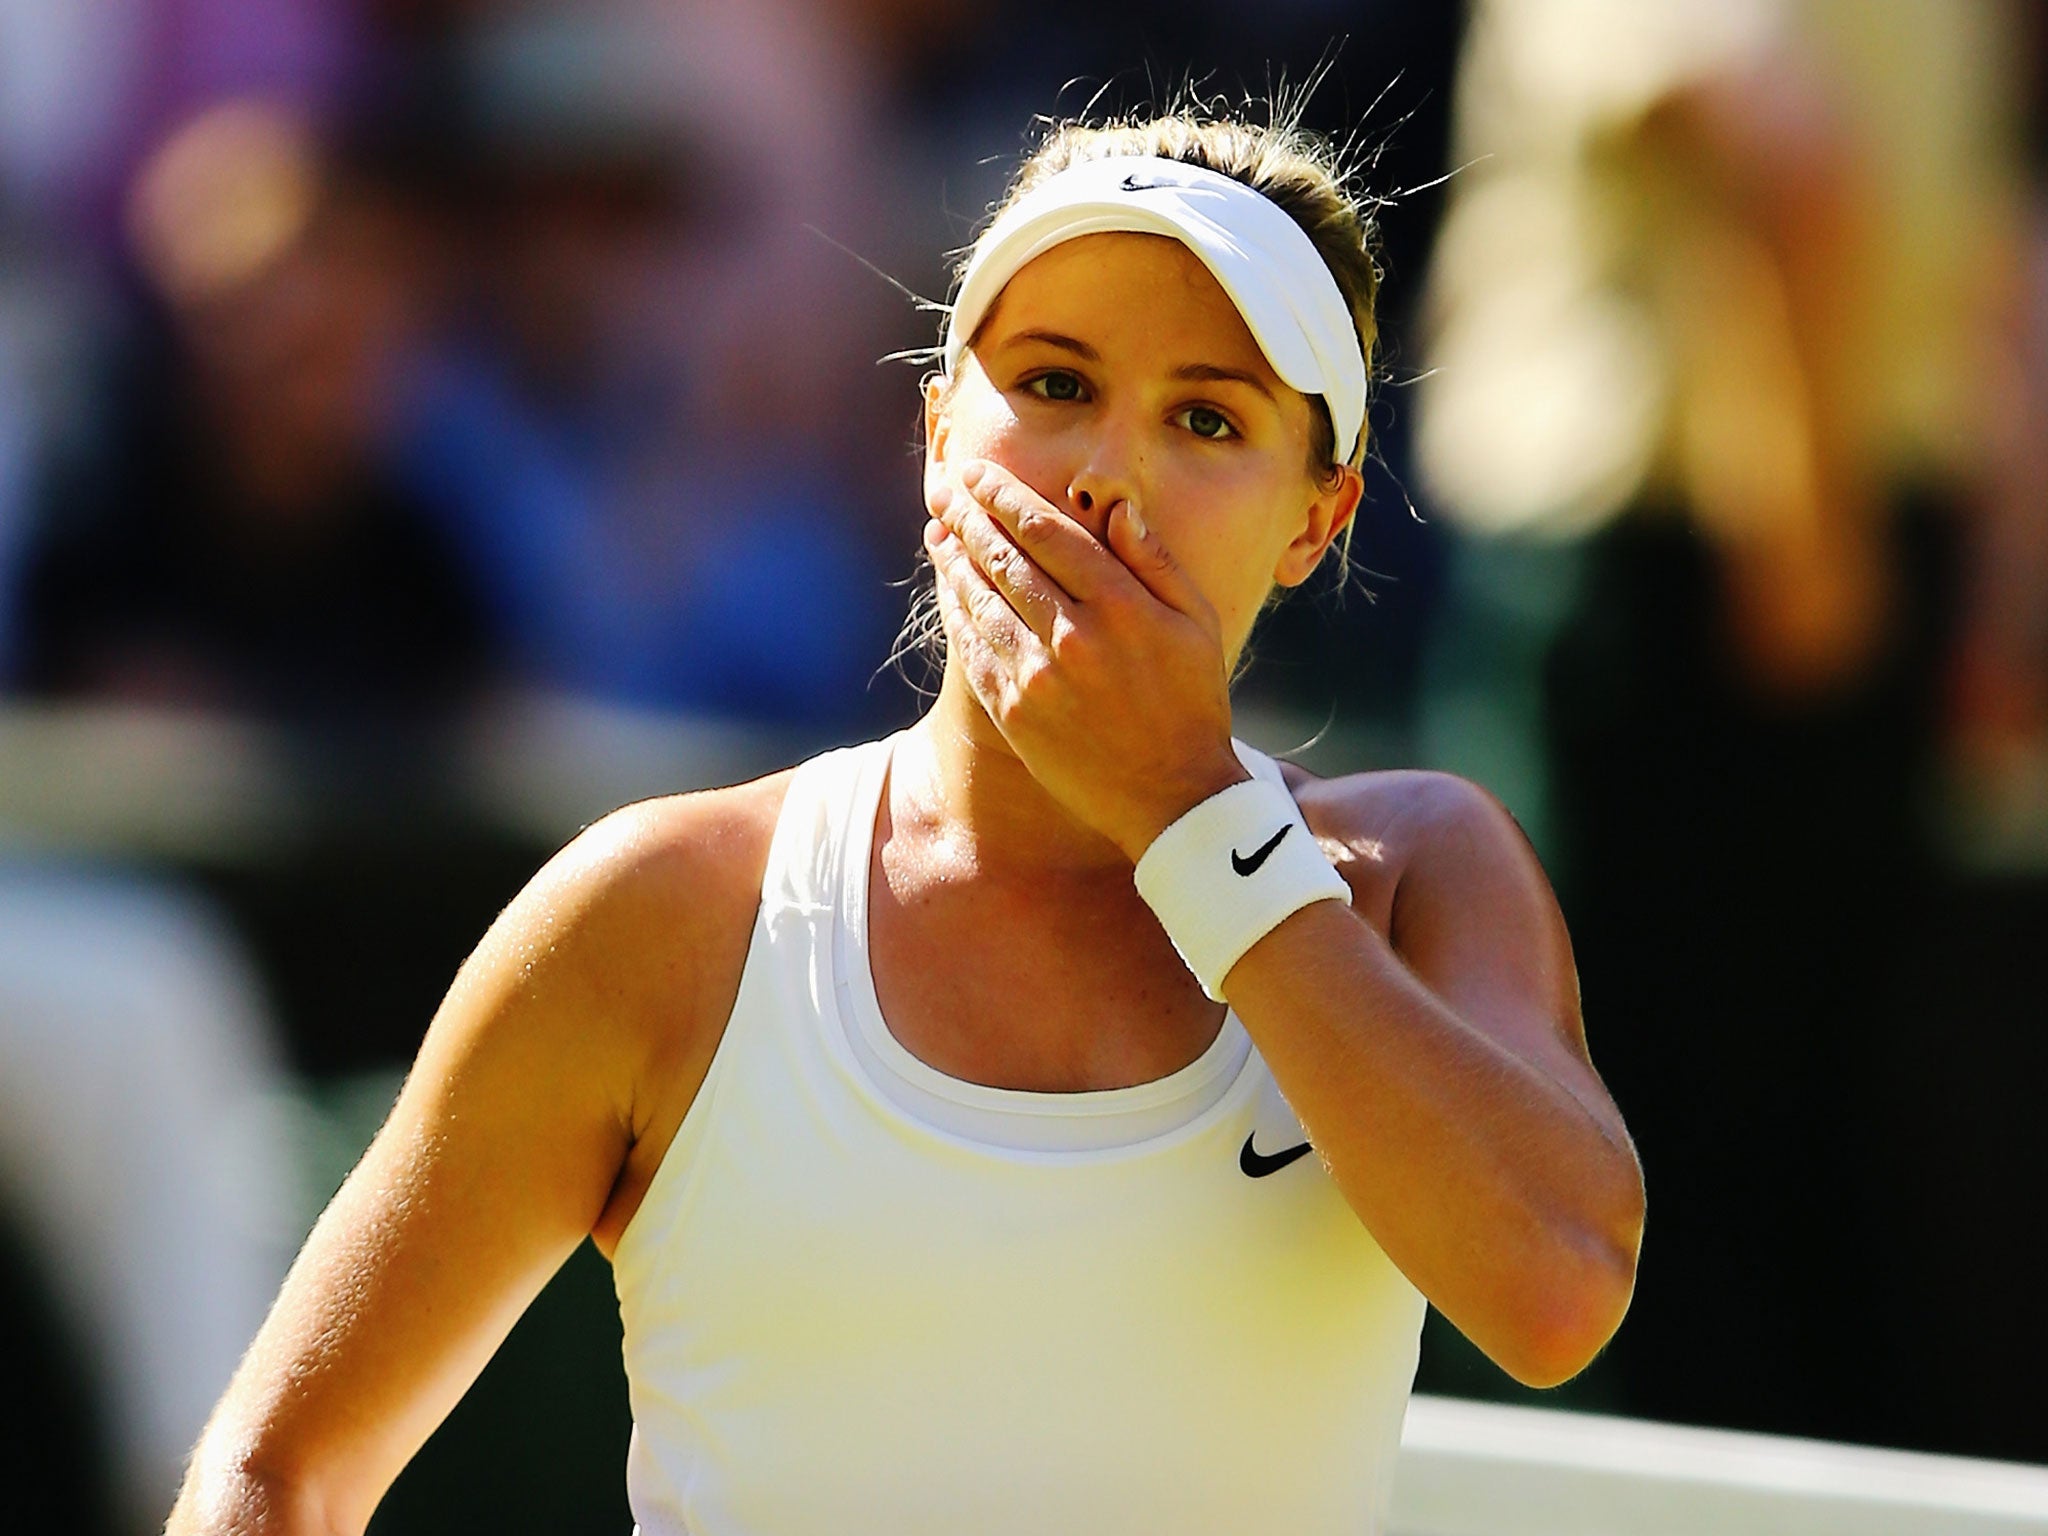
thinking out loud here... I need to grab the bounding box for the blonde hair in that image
[956,105,1383,479]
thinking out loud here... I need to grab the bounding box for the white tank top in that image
[611,736,1425,1534]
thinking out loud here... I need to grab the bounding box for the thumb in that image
[1110,500,1215,628]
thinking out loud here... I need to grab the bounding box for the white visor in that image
[943,154,1367,465]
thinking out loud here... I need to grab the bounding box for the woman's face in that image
[924,232,1362,665]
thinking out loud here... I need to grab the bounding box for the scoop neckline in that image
[832,733,1255,1152]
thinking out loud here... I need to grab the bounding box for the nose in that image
[1068,484,1116,531]
[1065,425,1142,537]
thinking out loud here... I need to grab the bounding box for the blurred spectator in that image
[6,0,1471,733]
[0,0,358,247]
[389,0,930,725]
[1417,0,2036,1454]
[11,99,491,716]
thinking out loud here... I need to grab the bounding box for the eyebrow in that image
[997,329,1101,360]
[1171,362,1276,403]
[997,331,1278,403]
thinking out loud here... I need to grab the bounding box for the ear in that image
[1272,464,1364,588]
[921,372,952,514]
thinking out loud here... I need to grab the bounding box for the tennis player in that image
[167,109,1643,1535]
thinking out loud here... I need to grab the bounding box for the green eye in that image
[1028,371,1084,401]
[1182,405,1236,440]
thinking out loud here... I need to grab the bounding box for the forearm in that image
[1223,899,1643,1387]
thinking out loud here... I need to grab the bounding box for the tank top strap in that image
[758,735,897,920]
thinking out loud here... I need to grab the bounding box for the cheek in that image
[944,405,1096,521]
[1165,462,1321,649]
[948,410,1032,470]
[1153,488,1285,640]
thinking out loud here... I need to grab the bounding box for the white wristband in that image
[1133,778,1351,1002]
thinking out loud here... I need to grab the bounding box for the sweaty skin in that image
[166,231,1642,1536]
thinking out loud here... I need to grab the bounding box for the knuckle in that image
[968,587,1009,629]
[1014,508,1055,545]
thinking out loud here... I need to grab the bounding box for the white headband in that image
[943,155,1367,464]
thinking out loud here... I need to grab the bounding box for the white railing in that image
[1394,1394,2048,1535]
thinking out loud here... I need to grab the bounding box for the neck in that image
[898,664,1134,879]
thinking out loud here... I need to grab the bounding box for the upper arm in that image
[176,782,778,1533]
[1301,769,1626,1146]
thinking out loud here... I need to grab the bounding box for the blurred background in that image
[0,0,2043,1530]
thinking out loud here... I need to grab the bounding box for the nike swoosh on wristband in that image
[1239,1133,1314,1178]
[1120,172,1157,192]
[1230,823,1291,876]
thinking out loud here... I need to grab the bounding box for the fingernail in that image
[960,460,987,491]
[1126,502,1148,541]
[931,483,953,515]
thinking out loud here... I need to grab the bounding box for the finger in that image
[939,491,1065,642]
[957,460,1136,605]
[929,525,1016,709]
[1106,500,1219,636]
[926,518,1033,670]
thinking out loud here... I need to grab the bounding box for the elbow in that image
[1495,1283,1635,1389]
[1491,1185,1646,1390]
[170,1440,358,1536]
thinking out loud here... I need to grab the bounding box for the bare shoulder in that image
[428,762,801,1252]
[1279,760,1592,1056]
[1278,762,1539,929]
[471,770,790,1031]
[503,768,795,1251]
[529,767,794,1010]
